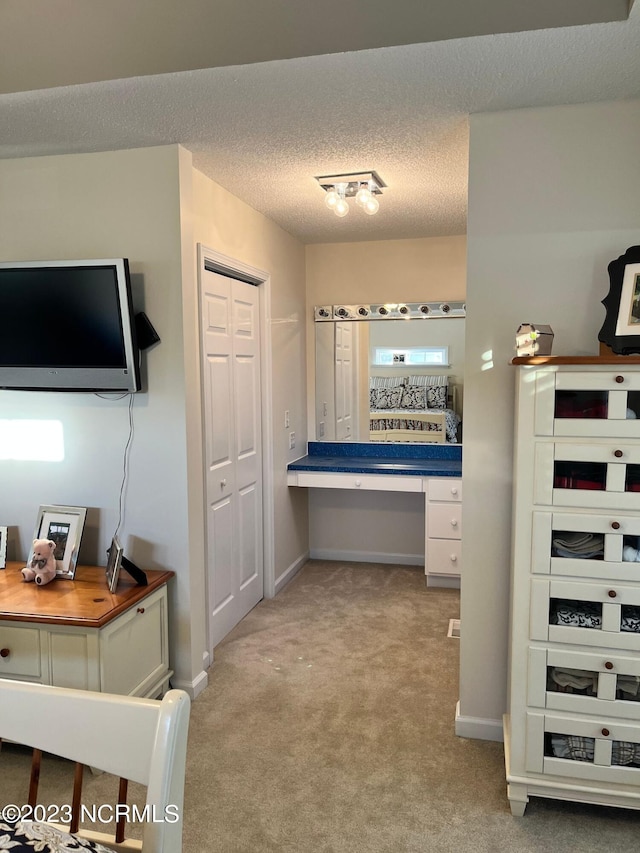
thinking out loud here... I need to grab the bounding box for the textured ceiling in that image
[1,2,639,244]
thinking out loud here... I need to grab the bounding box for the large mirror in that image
[315,311,464,444]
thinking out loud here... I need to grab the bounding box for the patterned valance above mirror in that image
[314,301,465,321]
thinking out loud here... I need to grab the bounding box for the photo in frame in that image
[598,245,640,354]
[0,526,7,568]
[30,505,87,579]
[106,536,123,593]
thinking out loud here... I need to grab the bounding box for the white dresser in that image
[505,356,640,816]
[0,563,173,699]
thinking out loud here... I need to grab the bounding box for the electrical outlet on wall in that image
[319,422,325,437]
[284,410,290,428]
[289,431,296,450]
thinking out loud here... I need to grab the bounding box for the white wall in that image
[0,146,198,688]
[186,159,309,596]
[461,99,640,736]
[305,236,466,562]
[0,144,310,699]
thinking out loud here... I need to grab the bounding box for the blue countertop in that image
[288,441,462,478]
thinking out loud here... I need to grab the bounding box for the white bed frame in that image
[0,679,190,853]
[369,410,447,443]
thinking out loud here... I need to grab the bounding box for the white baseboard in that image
[274,551,309,595]
[309,548,424,566]
[172,669,209,700]
[454,700,504,742]
[427,574,460,589]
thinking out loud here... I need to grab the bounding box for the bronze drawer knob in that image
[611,521,621,530]
[0,648,10,658]
[614,449,624,458]
[608,590,617,598]
[601,728,610,737]
[137,607,145,614]
[615,375,625,384]
[604,661,614,670]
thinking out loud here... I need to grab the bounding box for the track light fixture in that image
[315,171,385,218]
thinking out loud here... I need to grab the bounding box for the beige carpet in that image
[3,560,640,851]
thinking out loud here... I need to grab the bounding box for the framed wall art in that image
[30,505,87,579]
[598,245,640,354]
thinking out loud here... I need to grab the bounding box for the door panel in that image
[201,269,263,651]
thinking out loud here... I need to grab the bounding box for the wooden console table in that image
[0,562,174,698]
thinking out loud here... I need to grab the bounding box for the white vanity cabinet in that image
[505,357,640,816]
[287,452,463,585]
[425,478,462,587]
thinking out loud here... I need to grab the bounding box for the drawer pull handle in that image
[601,728,610,737]
[451,487,458,496]
[611,521,621,530]
[450,519,458,527]
[220,479,227,488]
[614,449,624,458]
[137,607,145,614]
[608,590,617,598]
[615,375,625,384]
[355,479,361,487]
[450,554,458,562]
[604,661,614,670]
[0,648,10,658]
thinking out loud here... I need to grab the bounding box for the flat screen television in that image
[0,258,141,392]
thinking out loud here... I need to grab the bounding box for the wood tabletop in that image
[0,562,174,628]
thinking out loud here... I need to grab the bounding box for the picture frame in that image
[29,505,87,579]
[105,536,123,593]
[0,526,7,569]
[598,245,640,354]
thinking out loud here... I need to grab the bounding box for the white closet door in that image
[201,269,263,651]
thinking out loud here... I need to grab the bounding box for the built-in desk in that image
[288,442,462,586]
[0,562,173,697]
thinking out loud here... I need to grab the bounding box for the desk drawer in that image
[428,478,462,502]
[0,625,41,678]
[427,538,462,575]
[290,471,423,492]
[427,503,462,539]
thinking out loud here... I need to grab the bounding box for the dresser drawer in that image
[427,503,462,540]
[533,442,640,511]
[533,368,640,439]
[531,578,640,652]
[526,710,640,786]
[428,478,462,502]
[426,538,461,575]
[532,510,640,582]
[528,645,640,721]
[0,625,41,678]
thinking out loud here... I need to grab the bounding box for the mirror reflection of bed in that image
[315,314,464,444]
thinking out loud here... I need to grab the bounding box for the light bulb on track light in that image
[325,189,339,209]
[363,196,379,215]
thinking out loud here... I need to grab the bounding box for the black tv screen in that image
[0,259,140,392]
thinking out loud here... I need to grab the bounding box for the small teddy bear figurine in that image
[22,538,58,586]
